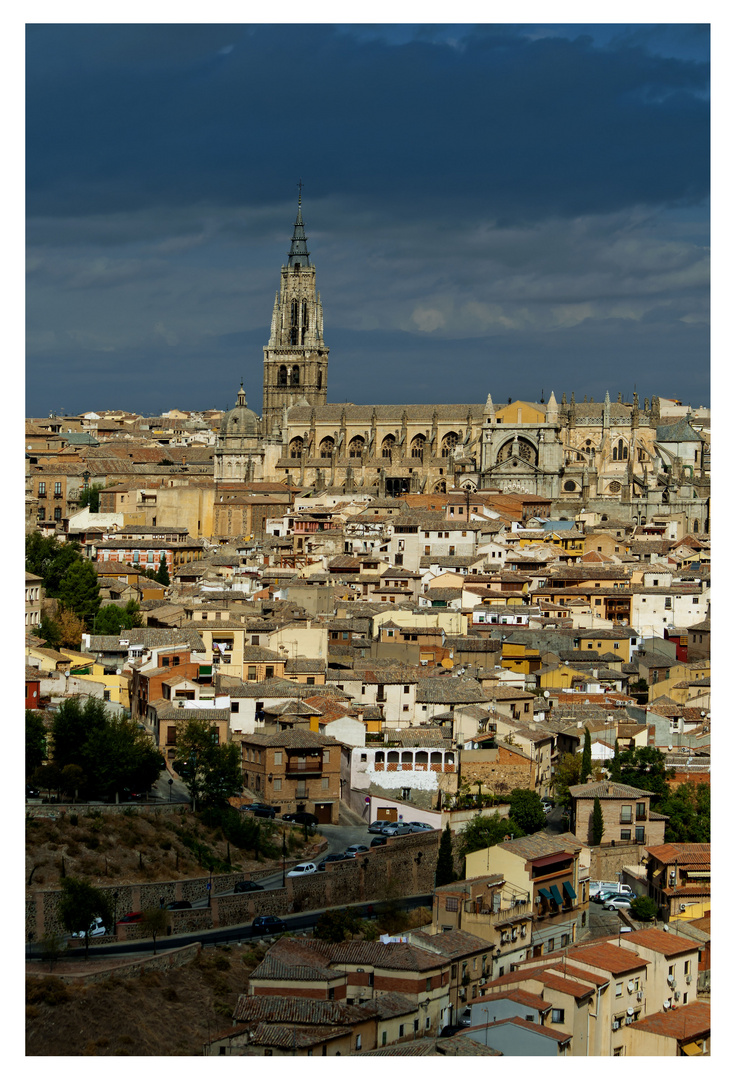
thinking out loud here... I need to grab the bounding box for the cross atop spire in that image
[288,182,310,268]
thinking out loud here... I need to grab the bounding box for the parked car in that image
[26,785,40,799]
[593,885,634,904]
[287,862,317,877]
[165,900,192,910]
[317,853,347,871]
[589,881,624,900]
[381,822,413,836]
[370,836,387,848]
[253,915,286,933]
[234,881,264,893]
[243,802,276,818]
[604,896,632,911]
[541,800,554,814]
[408,821,433,831]
[72,917,107,938]
[368,820,389,833]
[406,823,431,833]
[282,811,318,826]
[343,844,369,858]
[458,1007,473,1027]
[116,911,144,925]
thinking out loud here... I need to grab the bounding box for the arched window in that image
[319,436,335,458]
[496,438,537,466]
[290,366,300,386]
[278,365,288,387]
[301,301,309,346]
[290,299,299,346]
[348,435,365,458]
[289,437,303,459]
[381,434,396,458]
[317,370,322,390]
[410,434,426,459]
[693,519,699,533]
[613,438,628,461]
[441,432,459,457]
[434,479,447,493]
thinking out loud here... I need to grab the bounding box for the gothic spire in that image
[288,181,310,268]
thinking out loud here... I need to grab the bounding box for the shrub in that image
[630,895,658,921]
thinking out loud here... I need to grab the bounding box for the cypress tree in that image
[609,738,621,782]
[156,552,170,586]
[581,728,592,784]
[435,824,456,886]
[591,795,604,845]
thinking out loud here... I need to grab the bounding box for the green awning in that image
[563,881,577,901]
[550,885,563,905]
[538,888,554,901]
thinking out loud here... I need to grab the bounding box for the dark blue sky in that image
[25,22,710,418]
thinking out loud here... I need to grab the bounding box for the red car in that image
[116,911,144,925]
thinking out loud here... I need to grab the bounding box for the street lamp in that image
[168,777,173,802]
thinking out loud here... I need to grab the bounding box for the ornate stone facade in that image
[217,200,709,530]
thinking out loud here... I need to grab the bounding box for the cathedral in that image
[215,196,709,531]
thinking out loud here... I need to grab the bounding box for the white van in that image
[591,882,634,902]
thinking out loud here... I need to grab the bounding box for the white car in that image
[72,916,107,938]
[604,896,632,911]
[287,862,318,877]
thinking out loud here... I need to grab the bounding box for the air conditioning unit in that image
[685,975,692,985]
[625,1017,633,1026]
[637,991,644,1002]
[674,992,680,1001]
[612,1019,621,1031]
[520,926,527,937]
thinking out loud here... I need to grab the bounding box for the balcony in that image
[285,757,323,776]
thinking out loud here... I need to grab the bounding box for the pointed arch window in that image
[319,436,335,458]
[612,438,628,462]
[348,435,365,458]
[381,434,396,458]
[410,434,426,460]
[317,370,323,391]
[289,437,303,459]
[290,366,300,386]
[496,438,537,465]
[278,365,288,386]
[441,432,459,457]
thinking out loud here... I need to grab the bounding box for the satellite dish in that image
[627,1007,634,1016]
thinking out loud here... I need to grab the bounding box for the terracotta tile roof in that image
[242,730,343,750]
[566,942,649,976]
[628,1000,710,1041]
[247,1022,351,1048]
[613,928,697,958]
[645,843,710,867]
[232,994,378,1026]
[409,929,493,958]
[568,780,656,799]
[476,988,550,1012]
[497,833,576,861]
[479,1015,571,1043]
[546,962,609,988]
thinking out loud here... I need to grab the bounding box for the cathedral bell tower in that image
[262,188,329,435]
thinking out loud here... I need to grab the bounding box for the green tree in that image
[552,752,582,808]
[77,483,105,513]
[38,613,62,649]
[94,600,142,635]
[435,824,456,886]
[51,697,107,773]
[591,796,604,844]
[60,764,86,803]
[456,812,524,859]
[25,533,83,596]
[156,553,170,586]
[618,746,672,803]
[32,762,62,800]
[609,739,622,782]
[628,678,650,704]
[508,789,547,835]
[57,877,112,958]
[629,895,658,921]
[176,717,242,810]
[581,728,592,784]
[657,782,710,843]
[314,909,361,942]
[57,560,100,623]
[51,697,160,801]
[140,907,169,955]
[26,711,47,776]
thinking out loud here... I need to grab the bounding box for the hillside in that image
[26,943,263,1056]
[26,808,310,893]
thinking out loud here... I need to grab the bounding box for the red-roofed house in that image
[624,1000,710,1055]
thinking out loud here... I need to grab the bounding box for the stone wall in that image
[26,834,437,941]
[459,746,535,793]
[27,943,201,983]
[590,843,646,882]
[26,803,192,820]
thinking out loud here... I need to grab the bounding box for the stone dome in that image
[220,385,259,436]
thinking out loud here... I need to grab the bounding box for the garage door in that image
[314,803,333,824]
